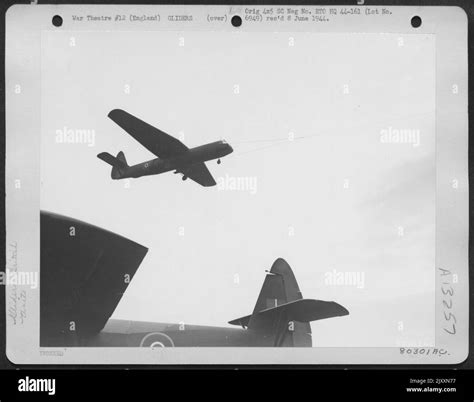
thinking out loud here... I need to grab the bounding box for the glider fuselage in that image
[98,109,232,186]
[121,140,233,179]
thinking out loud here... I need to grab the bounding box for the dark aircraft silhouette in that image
[41,211,349,348]
[98,109,233,187]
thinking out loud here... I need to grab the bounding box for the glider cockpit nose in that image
[221,139,233,154]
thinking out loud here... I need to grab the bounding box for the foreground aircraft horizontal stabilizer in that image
[228,299,349,328]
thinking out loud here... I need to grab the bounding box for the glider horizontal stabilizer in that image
[97,151,127,169]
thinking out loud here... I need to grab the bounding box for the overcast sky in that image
[40,31,435,347]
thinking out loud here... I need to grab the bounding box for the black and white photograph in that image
[4,3,469,369]
[39,29,436,350]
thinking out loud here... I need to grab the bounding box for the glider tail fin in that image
[228,258,349,346]
[97,151,128,179]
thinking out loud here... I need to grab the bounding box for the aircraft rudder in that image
[116,151,128,167]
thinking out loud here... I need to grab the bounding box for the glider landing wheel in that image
[217,159,221,164]
[182,176,187,181]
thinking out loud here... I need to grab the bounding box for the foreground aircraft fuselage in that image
[86,320,294,348]
[98,109,233,187]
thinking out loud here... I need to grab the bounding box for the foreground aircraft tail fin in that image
[97,151,128,179]
[228,258,349,346]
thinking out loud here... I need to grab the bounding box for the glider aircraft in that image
[98,109,233,187]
